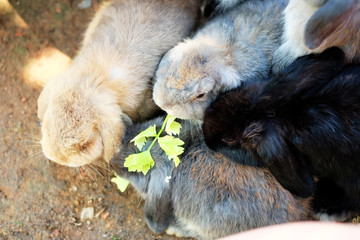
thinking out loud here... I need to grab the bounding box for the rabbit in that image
[202,47,360,216]
[37,0,203,167]
[271,0,360,73]
[110,116,310,240]
[152,0,288,121]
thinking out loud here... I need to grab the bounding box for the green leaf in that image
[111,173,130,192]
[130,124,157,151]
[158,135,184,163]
[124,151,154,175]
[165,116,182,136]
[173,156,181,167]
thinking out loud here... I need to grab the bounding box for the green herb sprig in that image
[111,115,184,192]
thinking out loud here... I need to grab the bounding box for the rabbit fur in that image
[204,0,247,14]
[110,117,310,240]
[37,0,202,167]
[153,0,288,121]
[272,0,360,73]
[203,47,360,215]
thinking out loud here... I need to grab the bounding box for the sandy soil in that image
[0,0,182,239]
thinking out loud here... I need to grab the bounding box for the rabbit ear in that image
[267,151,315,198]
[144,191,173,234]
[143,172,174,234]
[242,121,315,197]
[37,85,52,120]
[256,127,315,198]
[305,0,357,49]
[258,47,345,109]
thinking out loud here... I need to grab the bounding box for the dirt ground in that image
[1,0,360,239]
[0,0,182,239]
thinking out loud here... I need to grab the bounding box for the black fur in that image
[203,47,360,215]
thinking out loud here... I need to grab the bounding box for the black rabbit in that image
[203,47,360,216]
[110,117,310,240]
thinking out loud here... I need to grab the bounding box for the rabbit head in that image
[272,0,359,73]
[38,69,125,167]
[304,0,360,52]
[203,47,345,197]
[204,47,345,150]
[110,117,175,234]
[153,20,239,121]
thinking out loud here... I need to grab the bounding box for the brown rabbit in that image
[37,0,202,167]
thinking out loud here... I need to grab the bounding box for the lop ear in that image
[267,150,315,198]
[258,47,345,109]
[144,190,173,234]
[256,128,315,198]
[37,84,52,120]
[143,168,174,234]
[305,0,358,49]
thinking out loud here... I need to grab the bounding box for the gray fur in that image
[110,117,310,240]
[213,0,248,12]
[153,0,288,121]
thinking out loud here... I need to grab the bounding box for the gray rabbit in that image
[272,0,360,73]
[110,116,310,240]
[153,0,288,121]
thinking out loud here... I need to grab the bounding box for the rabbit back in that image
[170,140,309,239]
[294,65,360,179]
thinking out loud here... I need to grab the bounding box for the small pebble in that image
[80,207,94,222]
[102,211,110,220]
[53,229,60,237]
[77,0,92,9]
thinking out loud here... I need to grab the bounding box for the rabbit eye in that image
[267,111,275,118]
[196,93,205,99]
[221,137,236,145]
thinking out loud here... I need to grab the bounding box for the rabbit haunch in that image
[110,117,310,240]
[272,0,360,73]
[37,0,202,167]
[153,0,287,121]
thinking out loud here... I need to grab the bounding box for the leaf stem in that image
[147,114,170,151]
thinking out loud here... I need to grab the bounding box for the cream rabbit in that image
[271,0,360,73]
[37,0,202,167]
[153,0,287,121]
